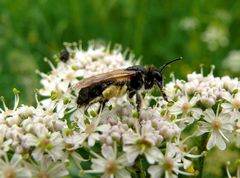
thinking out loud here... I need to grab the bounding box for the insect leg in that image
[84,104,91,114]
[128,91,142,112]
[136,92,142,112]
[128,90,135,98]
[97,99,108,114]
[156,81,168,102]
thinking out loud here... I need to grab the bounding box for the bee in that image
[59,49,69,62]
[72,57,182,112]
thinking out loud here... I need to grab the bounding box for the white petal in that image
[190,96,198,105]
[91,158,106,171]
[145,147,162,164]
[148,165,163,178]
[222,92,233,102]
[115,169,131,178]
[221,103,233,110]
[221,123,234,131]
[11,154,22,167]
[32,148,43,161]
[123,146,140,164]
[204,109,215,122]
[207,132,217,150]
[96,124,111,132]
[102,145,115,159]
[48,163,68,177]
[88,135,96,147]
[191,108,202,119]
[216,131,226,150]
[117,154,133,167]
[16,168,32,178]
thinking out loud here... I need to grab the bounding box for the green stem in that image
[134,157,145,178]
[197,134,208,178]
[139,157,145,178]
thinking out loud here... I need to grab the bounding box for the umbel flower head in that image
[1,41,240,177]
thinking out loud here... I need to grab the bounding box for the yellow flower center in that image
[211,118,222,131]
[38,172,50,178]
[136,137,152,151]
[163,157,174,171]
[3,166,15,178]
[85,124,95,134]
[232,98,240,109]
[181,102,191,113]
[39,138,52,150]
[105,160,117,174]
[66,72,75,80]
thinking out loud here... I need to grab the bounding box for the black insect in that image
[72,57,182,112]
[60,49,69,62]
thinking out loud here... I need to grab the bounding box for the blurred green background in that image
[1,1,240,177]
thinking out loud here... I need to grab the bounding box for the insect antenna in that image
[159,57,183,73]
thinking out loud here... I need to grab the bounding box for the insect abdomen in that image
[77,82,113,106]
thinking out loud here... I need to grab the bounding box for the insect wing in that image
[71,69,136,90]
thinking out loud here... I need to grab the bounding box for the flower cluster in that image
[201,24,229,51]
[223,50,240,73]
[1,41,240,178]
[0,90,68,178]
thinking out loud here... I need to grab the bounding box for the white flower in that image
[86,144,131,178]
[222,92,240,116]
[222,76,239,92]
[75,111,111,147]
[197,108,234,150]
[99,122,129,145]
[148,143,193,178]
[123,123,162,164]
[63,129,84,151]
[201,24,229,51]
[140,108,180,140]
[223,50,240,72]
[0,126,12,156]
[24,155,68,178]
[179,17,199,31]
[0,154,31,178]
[170,95,202,124]
[23,124,65,161]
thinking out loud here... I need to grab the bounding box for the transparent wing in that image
[71,69,136,90]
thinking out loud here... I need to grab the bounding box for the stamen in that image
[226,161,232,178]
[44,58,56,70]
[219,129,229,142]
[0,96,8,111]
[13,88,20,111]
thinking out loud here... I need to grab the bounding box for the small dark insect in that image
[59,49,69,62]
[72,57,182,112]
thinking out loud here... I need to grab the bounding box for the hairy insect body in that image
[74,58,182,112]
[77,81,113,106]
